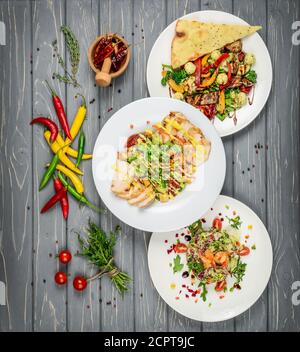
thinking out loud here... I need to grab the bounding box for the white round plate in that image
[92,97,226,232]
[148,195,273,322]
[147,10,273,137]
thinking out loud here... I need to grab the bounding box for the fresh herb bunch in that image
[52,26,80,88]
[226,215,242,229]
[161,64,188,86]
[78,221,131,295]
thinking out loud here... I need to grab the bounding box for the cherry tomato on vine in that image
[73,276,88,291]
[54,271,67,285]
[58,249,72,264]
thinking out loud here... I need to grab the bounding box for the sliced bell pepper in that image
[201,53,210,67]
[168,79,184,93]
[194,58,202,87]
[213,53,229,68]
[218,90,225,114]
[200,68,219,88]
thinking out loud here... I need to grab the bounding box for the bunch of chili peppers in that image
[31,81,101,219]
[93,34,128,72]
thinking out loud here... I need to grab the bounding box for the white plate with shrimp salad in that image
[147,10,272,137]
[148,195,273,322]
[92,97,225,232]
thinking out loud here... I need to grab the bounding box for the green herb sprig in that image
[77,221,131,296]
[52,26,81,88]
[226,215,242,229]
[173,255,184,273]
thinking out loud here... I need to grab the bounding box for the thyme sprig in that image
[77,221,131,295]
[52,25,81,88]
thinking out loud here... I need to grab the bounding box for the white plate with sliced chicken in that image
[92,97,225,232]
[147,10,272,137]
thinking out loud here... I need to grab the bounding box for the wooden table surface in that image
[0,0,299,332]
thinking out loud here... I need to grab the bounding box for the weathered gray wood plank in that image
[233,0,268,332]
[200,0,235,333]
[98,0,135,332]
[0,0,33,332]
[32,0,67,331]
[166,0,202,333]
[66,0,100,332]
[133,0,168,332]
[267,0,300,332]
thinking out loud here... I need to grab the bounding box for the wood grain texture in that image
[0,0,299,332]
[98,0,135,332]
[66,0,100,332]
[233,0,268,332]
[267,0,300,332]
[0,0,33,332]
[32,0,67,332]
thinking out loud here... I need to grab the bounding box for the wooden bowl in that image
[88,33,131,87]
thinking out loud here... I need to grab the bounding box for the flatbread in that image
[171,20,261,69]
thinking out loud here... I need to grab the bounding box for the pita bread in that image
[171,20,261,69]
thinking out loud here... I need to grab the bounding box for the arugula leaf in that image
[161,64,188,86]
[244,69,257,83]
[226,215,242,229]
[232,257,247,284]
[173,255,184,273]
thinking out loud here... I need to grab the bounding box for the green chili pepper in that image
[76,130,85,167]
[57,172,103,213]
[39,154,59,191]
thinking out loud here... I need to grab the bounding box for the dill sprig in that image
[77,221,132,296]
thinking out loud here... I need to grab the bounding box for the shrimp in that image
[214,251,229,269]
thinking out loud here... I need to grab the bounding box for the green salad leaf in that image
[173,255,184,273]
[161,64,188,86]
[244,69,257,83]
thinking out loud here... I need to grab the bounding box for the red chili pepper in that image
[94,43,115,66]
[30,117,58,142]
[45,80,72,140]
[40,187,67,214]
[53,178,69,219]
[194,58,202,87]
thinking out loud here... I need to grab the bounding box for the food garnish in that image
[77,221,131,295]
[163,20,260,122]
[169,215,252,302]
[111,111,211,208]
[54,271,68,285]
[52,26,80,87]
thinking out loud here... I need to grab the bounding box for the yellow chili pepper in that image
[55,164,84,194]
[201,54,210,67]
[56,133,92,160]
[44,131,84,175]
[65,95,87,145]
[168,79,185,93]
[200,68,219,88]
[218,90,225,114]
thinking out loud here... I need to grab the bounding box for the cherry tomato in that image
[58,249,72,264]
[126,134,140,148]
[174,243,188,253]
[212,217,222,231]
[73,276,88,291]
[239,246,250,256]
[54,271,67,285]
[215,280,226,292]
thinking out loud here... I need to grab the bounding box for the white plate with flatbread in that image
[147,10,272,137]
